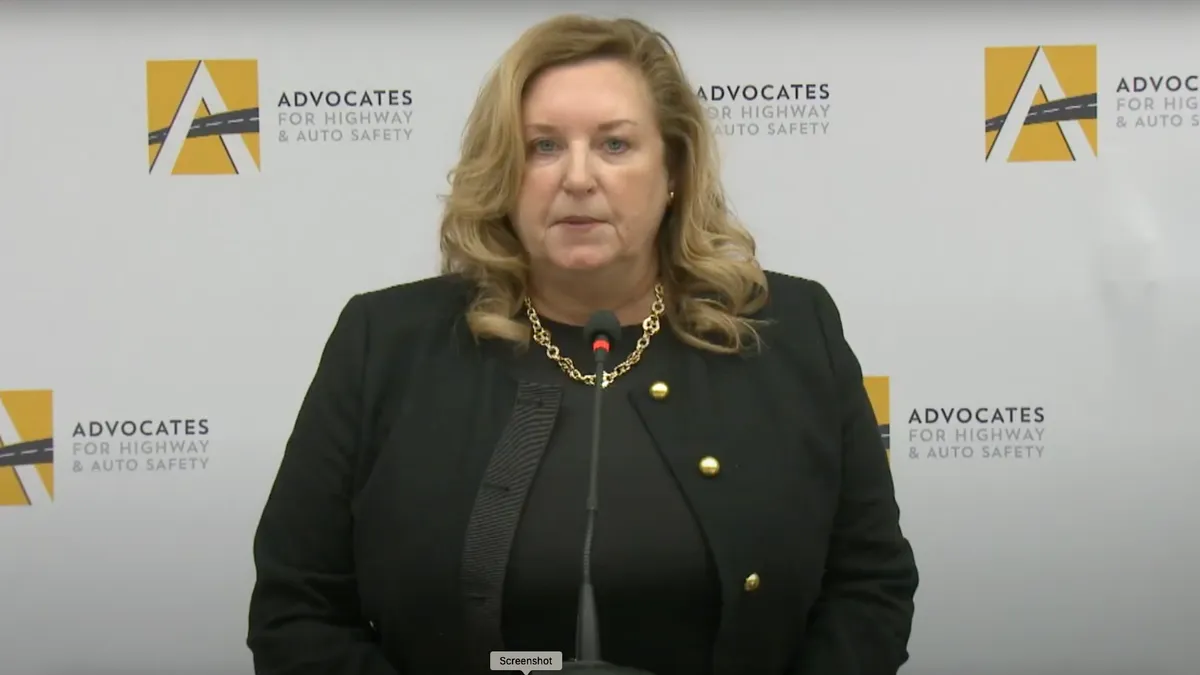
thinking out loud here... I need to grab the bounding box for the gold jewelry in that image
[524,283,666,388]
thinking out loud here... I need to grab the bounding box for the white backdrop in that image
[2,2,1199,674]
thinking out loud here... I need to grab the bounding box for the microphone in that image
[563,312,655,675]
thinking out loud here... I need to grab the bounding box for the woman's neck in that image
[527,263,660,326]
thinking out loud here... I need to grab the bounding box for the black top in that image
[246,271,919,675]
[500,317,722,675]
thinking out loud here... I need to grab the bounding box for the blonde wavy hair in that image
[439,14,769,354]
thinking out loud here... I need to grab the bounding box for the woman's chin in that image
[548,247,618,271]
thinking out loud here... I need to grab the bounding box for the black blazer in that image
[247,270,918,675]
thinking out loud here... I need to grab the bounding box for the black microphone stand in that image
[563,314,654,675]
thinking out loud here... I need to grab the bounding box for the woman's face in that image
[513,58,671,276]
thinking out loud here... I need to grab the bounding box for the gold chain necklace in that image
[524,283,666,388]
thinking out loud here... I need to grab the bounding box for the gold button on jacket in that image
[648,381,669,400]
[744,573,761,592]
[698,456,720,476]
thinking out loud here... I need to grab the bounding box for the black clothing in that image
[246,271,919,675]
[501,318,721,675]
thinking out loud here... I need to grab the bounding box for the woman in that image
[247,14,917,675]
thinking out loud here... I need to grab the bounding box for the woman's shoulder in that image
[345,273,474,338]
[356,273,472,309]
[759,269,837,319]
[750,269,854,358]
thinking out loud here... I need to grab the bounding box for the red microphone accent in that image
[591,337,611,353]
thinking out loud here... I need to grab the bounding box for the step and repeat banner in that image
[2,2,1198,674]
